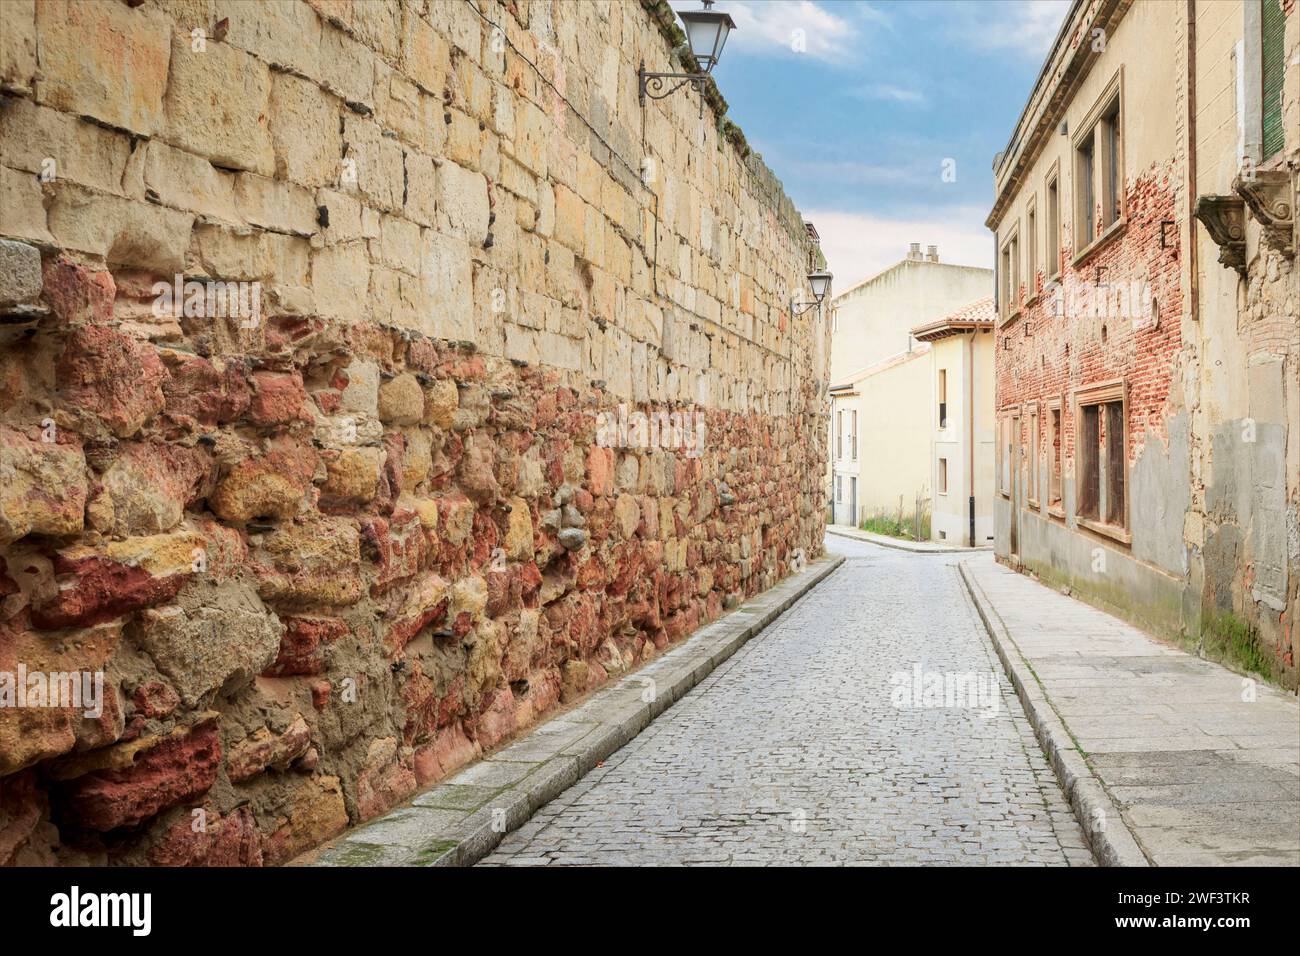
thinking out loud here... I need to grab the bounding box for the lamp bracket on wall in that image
[639,61,710,117]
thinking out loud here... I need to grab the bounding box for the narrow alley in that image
[481,537,1092,866]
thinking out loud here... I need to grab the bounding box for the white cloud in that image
[850,83,926,105]
[671,0,865,65]
[950,0,1070,60]
[802,206,994,292]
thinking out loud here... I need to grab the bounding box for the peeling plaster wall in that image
[989,0,1298,689]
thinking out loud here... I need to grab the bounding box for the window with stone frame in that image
[1075,381,1129,540]
[1045,165,1061,280]
[999,226,1020,320]
[1027,403,1040,508]
[998,414,1013,497]
[1026,198,1038,299]
[1073,73,1124,255]
[1047,398,1063,513]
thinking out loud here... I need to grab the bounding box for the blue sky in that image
[671,0,1071,289]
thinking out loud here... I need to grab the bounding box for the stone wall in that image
[0,0,828,865]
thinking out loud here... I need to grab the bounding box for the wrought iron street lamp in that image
[791,269,833,316]
[638,1,736,109]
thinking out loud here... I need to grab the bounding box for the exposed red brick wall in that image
[997,163,1184,476]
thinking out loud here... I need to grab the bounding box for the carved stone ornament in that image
[1193,194,1247,276]
[1233,168,1296,257]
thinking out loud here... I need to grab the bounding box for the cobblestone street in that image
[481,538,1093,866]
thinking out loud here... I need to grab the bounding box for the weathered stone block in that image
[33,0,170,136]
[54,715,221,831]
[269,72,341,188]
[132,583,282,706]
[162,33,274,174]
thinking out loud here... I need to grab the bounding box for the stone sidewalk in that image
[961,553,1299,866]
[826,525,989,554]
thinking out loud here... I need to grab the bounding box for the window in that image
[1027,404,1040,507]
[1262,0,1285,159]
[1026,199,1038,298]
[1075,381,1128,539]
[1046,171,1060,278]
[938,457,948,495]
[999,227,1020,320]
[835,475,842,502]
[1047,400,1063,511]
[850,410,858,460]
[836,410,843,459]
[1077,135,1096,245]
[998,416,1013,497]
[1101,100,1121,228]
[1073,75,1123,254]
[938,369,948,429]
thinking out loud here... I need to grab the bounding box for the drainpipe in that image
[968,331,976,548]
[1187,0,1199,323]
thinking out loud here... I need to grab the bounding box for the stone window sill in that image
[1078,515,1132,546]
[1071,218,1127,269]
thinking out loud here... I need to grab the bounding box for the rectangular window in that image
[1010,234,1020,309]
[850,410,858,460]
[998,226,1020,320]
[836,410,843,460]
[1046,173,1060,278]
[938,457,948,494]
[998,416,1012,497]
[1101,101,1121,228]
[1262,0,1285,159]
[1077,136,1096,245]
[1076,382,1128,538]
[1074,76,1123,253]
[1026,201,1038,298]
[938,369,948,429]
[1048,401,1063,510]
[1027,406,1040,507]
[835,475,842,502]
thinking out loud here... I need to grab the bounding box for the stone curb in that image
[826,526,991,554]
[305,553,846,868]
[957,561,1150,868]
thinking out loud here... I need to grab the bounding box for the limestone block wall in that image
[0,0,828,865]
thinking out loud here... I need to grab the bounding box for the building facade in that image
[912,298,997,546]
[827,247,993,542]
[987,0,1298,688]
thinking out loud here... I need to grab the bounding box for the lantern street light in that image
[791,269,833,316]
[638,1,736,110]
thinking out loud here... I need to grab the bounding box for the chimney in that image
[926,245,939,262]
[907,242,922,261]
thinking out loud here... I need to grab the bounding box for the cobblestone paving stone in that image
[481,537,1094,865]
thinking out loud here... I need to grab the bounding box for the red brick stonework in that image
[997,164,1184,471]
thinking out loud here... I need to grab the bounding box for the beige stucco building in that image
[827,247,994,544]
